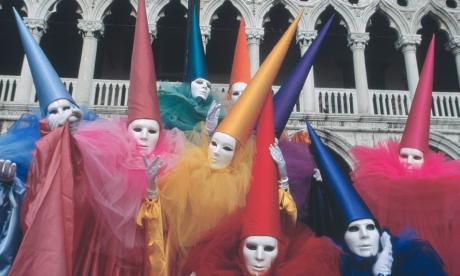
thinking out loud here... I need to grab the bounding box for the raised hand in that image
[68,107,83,134]
[269,141,289,189]
[206,100,221,136]
[372,231,393,276]
[312,168,323,182]
[0,159,16,183]
[143,155,164,199]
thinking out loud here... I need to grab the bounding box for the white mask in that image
[128,119,160,154]
[344,219,380,257]
[399,147,424,169]
[47,99,81,130]
[190,78,211,100]
[208,131,236,169]
[243,236,278,275]
[230,82,247,104]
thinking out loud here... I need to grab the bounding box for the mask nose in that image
[255,247,264,261]
[359,227,369,239]
[140,129,149,140]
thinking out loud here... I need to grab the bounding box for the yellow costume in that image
[137,129,254,275]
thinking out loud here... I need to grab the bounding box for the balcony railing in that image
[1,75,460,119]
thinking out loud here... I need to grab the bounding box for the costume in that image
[0,114,40,276]
[350,36,460,275]
[137,13,302,275]
[307,123,447,276]
[183,92,340,276]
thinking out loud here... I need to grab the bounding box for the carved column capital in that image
[446,36,460,55]
[77,20,104,38]
[200,25,211,46]
[23,18,47,37]
[395,34,421,52]
[296,30,317,48]
[245,27,264,45]
[347,32,370,50]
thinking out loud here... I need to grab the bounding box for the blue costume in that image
[306,123,447,276]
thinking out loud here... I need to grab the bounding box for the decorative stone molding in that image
[347,32,370,50]
[148,23,157,39]
[296,30,317,48]
[446,36,460,54]
[77,20,104,38]
[200,25,211,46]
[23,18,47,37]
[245,27,264,45]
[395,34,421,51]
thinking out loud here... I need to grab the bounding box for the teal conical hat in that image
[184,2,208,82]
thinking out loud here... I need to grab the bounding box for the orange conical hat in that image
[216,12,302,144]
[227,17,251,99]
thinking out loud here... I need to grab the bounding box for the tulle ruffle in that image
[158,82,218,131]
[75,117,186,252]
[351,140,460,275]
[157,126,254,271]
[0,114,40,182]
[183,208,340,276]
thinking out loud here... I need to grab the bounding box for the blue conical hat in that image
[307,123,375,229]
[13,8,76,115]
[184,2,208,82]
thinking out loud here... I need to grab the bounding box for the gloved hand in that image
[206,100,221,136]
[68,107,82,134]
[0,159,16,183]
[313,168,323,182]
[143,155,163,199]
[269,140,289,189]
[372,231,393,276]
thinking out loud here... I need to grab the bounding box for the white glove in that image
[0,159,16,183]
[143,155,163,199]
[313,168,323,182]
[48,106,82,134]
[206,100,221,136]
[372,231,393,276]
[68,107,82,134]
[269,141,289,189]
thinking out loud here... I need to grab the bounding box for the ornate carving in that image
[77,20,104,38]
[446,36,460,54]
[148,23,157,39]
[296,31,317,48]
[395,34,421,51]
[200,25,211,46]
[245,27,264,45]
[347,32,369,50]
[23,18,47,37]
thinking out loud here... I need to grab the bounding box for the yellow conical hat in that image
[216,12,302,144]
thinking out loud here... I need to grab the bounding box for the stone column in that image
[446,37,460,90]
[246,27,264,77]
[348,32,370,114]
[200,25,211,53]
[16,18,47,104]
[76,20,104,105]
[395,34,421,97]
[296,30,317,113]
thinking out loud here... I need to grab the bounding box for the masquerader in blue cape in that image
[0,10,97,276]
[158,2,221,132]
[306,123,446,276]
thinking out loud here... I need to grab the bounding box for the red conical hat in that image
[127,0,161,125]
[241,93,281,239]
[228,18,251,99]
[400,35,435,153]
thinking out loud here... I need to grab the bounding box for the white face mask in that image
[399,147,424,169]
[230,82,248,104]
[344,219,380,257]
[47,99,80,130]
[243,236,278,275]
[190,78,211,100]
[208,131,236,169]
[128,119,160,154]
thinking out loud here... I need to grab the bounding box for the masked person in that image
[157,2,221,131]
[349,36,460,275]
[183,94,340,276]
[307,123,446,276]
[137,13,302,275]
[9,2,185,274]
